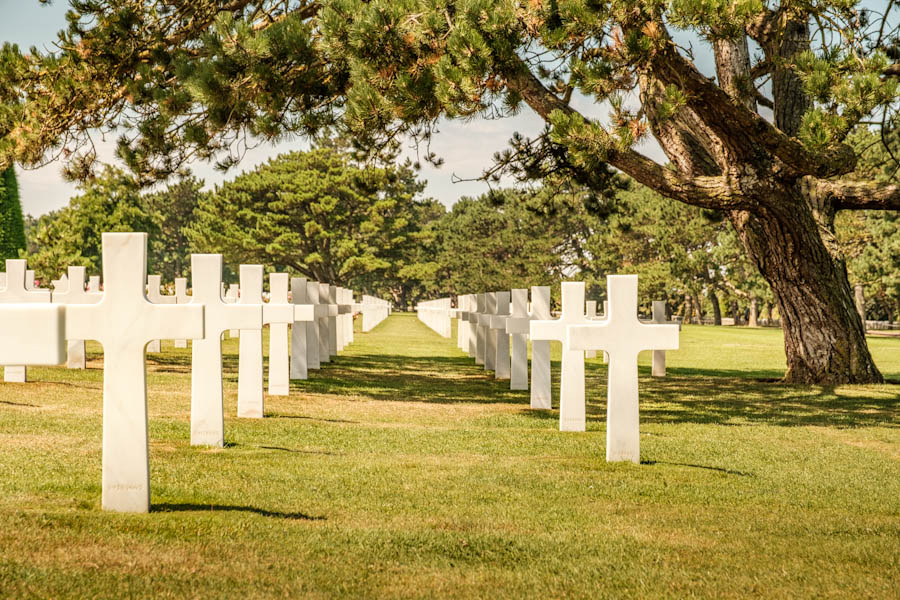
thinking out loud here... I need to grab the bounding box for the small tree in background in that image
[0,166,25,261]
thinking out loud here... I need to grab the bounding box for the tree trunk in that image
[682,294,693,324]
[728,198,883,383]
[692,291,704,325]
[748,297,759,328]
[731,300,741,325]
[709,290,722,325]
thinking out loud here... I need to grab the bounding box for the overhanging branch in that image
[501,58,751,210]
[649,38,857,179]
[814,178,900,210]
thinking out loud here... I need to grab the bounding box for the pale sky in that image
[3,1,683,216]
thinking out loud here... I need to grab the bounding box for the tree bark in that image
[682,294,693,324]
[692,291,704,325]
[728,196,883,383]
[748,297,759,328]
[710,290,722,325]
[731,300,741,326]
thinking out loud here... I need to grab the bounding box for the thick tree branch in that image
[649,38,856,179]
[501,59,750,210]
[754,89,774,109]
[814,178,900,210]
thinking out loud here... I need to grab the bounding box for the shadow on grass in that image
[265,413,359,424]
[514,364,898,429]
[146,353,191,365]
[140,315,896,431]
[642,460,754,477]
[289,353,524,405]
[153,502,326,520]
[633,375,899,428]
[259,445,342,456]
[0,399,39,407]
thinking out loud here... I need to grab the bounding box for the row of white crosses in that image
[0,233,391,513]
[454,288,552,408]
[416,297,452,337]
[437,276,680,463]
[359,295,391,332]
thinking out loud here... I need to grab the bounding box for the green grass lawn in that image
[0,314,898,598]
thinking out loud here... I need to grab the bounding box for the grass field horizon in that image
[1,313,898,598]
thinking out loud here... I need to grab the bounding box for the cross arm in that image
[293,305,315,322]
[530,319,564,343]
[145,305,205,341]
[0,305,66,365]
[489,315,509,330]
[506,316,531,335]
[220,303,262,332]
[263,304,294,325]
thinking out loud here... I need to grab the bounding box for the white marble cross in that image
[347,289,356,345]
[455,295,468,353]
[267,273,292,396]
[0,259,52,382]
[489,291,511,380]
[189,254,262,447]
[328,284,339,357]
[225,284,240,337]
[51,266,102,369]
[174,277,189,348]
[317,282,332,363]
[530,282,590,431]
[483,292,497,372]
[464,294,477,358]
[340,288,353,349]
[335,286,350,352]
[290,277,309,380]
[505,289,530,391]
[306,280,324,370]
[25,269,36,290]
[528,286,552,409]
[67,232,203,512]
[237,265,266,418]
[585,300,599,359]
[568,275,679,463]
[474,293,487,366]
[651,301,670,377]
[146,275,175,352]
[239,271,314,402]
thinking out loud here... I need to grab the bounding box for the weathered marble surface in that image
[568,275,679,463]
[67,233,203,512]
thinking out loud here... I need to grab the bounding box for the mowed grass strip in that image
[0,313,897,599]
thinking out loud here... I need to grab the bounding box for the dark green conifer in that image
[0,166,26,261]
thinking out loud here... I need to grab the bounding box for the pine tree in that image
[187,145,442,302]
[0,166,26,261]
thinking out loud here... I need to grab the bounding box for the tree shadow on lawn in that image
[289,354,523,405]
[572,364,899,429]
[286,352,898,428]
[153,502,326,520]
[145,344,897,429]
